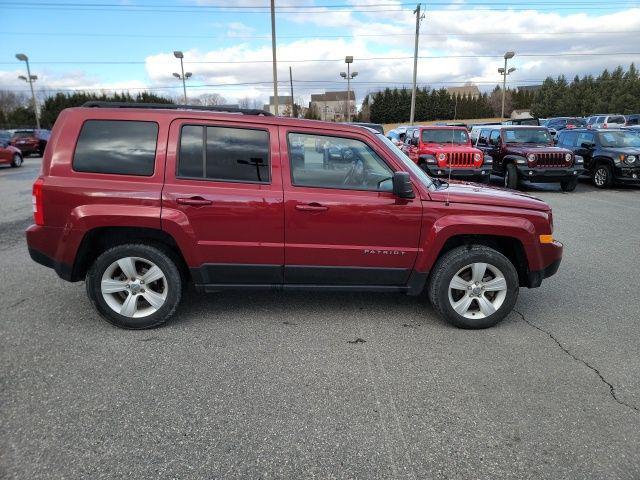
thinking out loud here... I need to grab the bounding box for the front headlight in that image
[565,153,572,162]
[474,153,482,162]
[526,153,536,162]
[626,155,637,165]
[437,153,446,162]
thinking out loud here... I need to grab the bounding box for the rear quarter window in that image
[72,120,158,176]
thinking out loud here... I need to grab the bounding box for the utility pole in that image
[289,66,295,117]
[270,0,279,115]
[409,4,424,125]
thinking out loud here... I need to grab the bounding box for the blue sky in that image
[1,0,639,104]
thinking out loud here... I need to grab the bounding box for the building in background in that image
[309,91,356,122]
[263,95,293,116]
[445,84,481,99]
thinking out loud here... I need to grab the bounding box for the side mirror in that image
[393,172,415,199]
[581,142,594,149]
[411,137,419,147]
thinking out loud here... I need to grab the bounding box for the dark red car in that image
[402,126,492,183]
[26,102,562,330]
[10,129,51,156]
[0,131,24,168]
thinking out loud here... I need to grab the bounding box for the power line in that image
[4,78,550,93]
[2,30,638,39]
[4,2,638,13]
[2,52,638,66]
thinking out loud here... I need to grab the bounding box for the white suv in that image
[586,114,626,129]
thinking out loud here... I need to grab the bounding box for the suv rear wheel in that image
[86,244,182,329]
[504,163,518,189]
[593,164,613,188]
[428,245,519,329]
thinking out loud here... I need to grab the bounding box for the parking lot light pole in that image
[15,53,40,129]
[173,51,190,104]
[499,51,515,119]
[340,56,357,122]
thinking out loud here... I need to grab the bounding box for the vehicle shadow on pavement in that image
[173,288,449,330]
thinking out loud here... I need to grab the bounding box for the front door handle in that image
[295,203,328,212]
[176,196,213,206]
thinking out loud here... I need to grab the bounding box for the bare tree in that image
[191,93,227,106]
[0,90,29,117]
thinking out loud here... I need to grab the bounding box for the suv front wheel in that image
[504,163,518,189]
[86,244,182,329]
[428,245,519,329]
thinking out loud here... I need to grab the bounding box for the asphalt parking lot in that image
[1,157,639,479]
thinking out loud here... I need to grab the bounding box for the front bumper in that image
[516,165,584,183]
[422,164,492,179]
[614,166,640,183]
[526,240,563,288]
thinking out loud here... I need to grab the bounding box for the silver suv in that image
[586,114,626,129]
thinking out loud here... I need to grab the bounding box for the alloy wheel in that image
[447,262,508,319]
[100,256,168,318]
[594,168,607,187]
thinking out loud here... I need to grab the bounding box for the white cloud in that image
[1,6,638,106]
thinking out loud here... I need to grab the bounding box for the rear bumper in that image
[26,224,74,281]
[28,247,73,281]
[423,164,491,179]
[526,240,563,288]
[516,165,583,182]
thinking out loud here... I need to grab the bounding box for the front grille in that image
[446,152,475,167]
[536,152,568,167]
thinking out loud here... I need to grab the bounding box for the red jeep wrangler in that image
[402,126,491,183]
[26,102,562,330]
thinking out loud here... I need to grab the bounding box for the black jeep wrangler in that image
[557,128,640,188]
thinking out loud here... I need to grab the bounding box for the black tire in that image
[427,245,519,329]
[593,163,613,188]
[560,178,578,192]
[10,154,22,168]
[86,243,182,329]
[504,163,518,189]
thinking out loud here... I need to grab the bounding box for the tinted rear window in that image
[608,116,626,124]
[177,125,270,183]
[73,120,158,176]
[13,130,35,138]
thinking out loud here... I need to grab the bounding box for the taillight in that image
[32,177,44,225]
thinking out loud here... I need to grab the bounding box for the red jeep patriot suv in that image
[26,102,563,330]
[402,126,492,183]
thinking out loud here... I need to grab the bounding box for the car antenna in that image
[445,99,458,206]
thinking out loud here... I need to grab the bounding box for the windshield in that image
[377,134,434,189]
[598,131,640,148]
[566,118,586,127]
[422,129,469,144]
[12,130,35,138]
[504,128,552,145]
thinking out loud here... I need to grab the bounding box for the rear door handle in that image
[176,196,213,206]
[295,203,328,212]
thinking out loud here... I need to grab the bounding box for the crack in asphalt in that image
[515,309,639,413]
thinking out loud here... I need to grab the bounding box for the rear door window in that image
[177,125,270,183]
[489,130,501,145]
[607,116,626,125]
[73,120,158,176]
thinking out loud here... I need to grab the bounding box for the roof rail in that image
[81,101,274,116]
